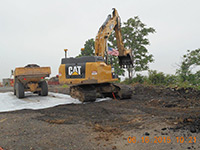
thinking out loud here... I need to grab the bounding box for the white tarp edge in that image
[0,92,111,113]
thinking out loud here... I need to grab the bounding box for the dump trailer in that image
[14,64,51,98]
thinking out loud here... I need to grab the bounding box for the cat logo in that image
[68,66,81,76]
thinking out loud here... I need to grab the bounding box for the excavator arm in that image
[95,8,133,68]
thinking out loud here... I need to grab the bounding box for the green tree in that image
[176,48,200,86]
[109,16,155,79]
[77,38,95,57]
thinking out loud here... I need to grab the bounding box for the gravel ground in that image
[0,84,200,150]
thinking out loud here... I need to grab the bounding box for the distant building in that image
[48,76,59,85]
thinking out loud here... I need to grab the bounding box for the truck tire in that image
[16,82,24,98]
[14,89,16,95]
[40,81,48,96]
[14,83,16,95]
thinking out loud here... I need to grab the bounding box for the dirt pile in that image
[133,84,200,99]
[131,84,200,134]
[170,116,200,133]
[132,84,200,109]
[93,123,122,141]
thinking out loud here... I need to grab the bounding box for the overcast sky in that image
[0,0,200,81]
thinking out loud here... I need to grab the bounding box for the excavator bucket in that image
[118,54,133,68]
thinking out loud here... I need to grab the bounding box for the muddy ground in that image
[0,84,200,150]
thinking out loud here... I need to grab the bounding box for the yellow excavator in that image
[59,8,133,102]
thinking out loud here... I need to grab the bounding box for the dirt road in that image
[0,84,200,150]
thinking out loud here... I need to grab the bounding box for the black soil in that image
[0,84,200,149]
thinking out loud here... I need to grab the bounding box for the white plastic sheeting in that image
[0,92,110,112]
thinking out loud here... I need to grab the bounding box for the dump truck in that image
[13,64,51,98]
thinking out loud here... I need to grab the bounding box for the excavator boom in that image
[95,8,133,68]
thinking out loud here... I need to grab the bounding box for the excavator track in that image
[70,84,96,102]
[69,83,132,102]
[113,83,132,99]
